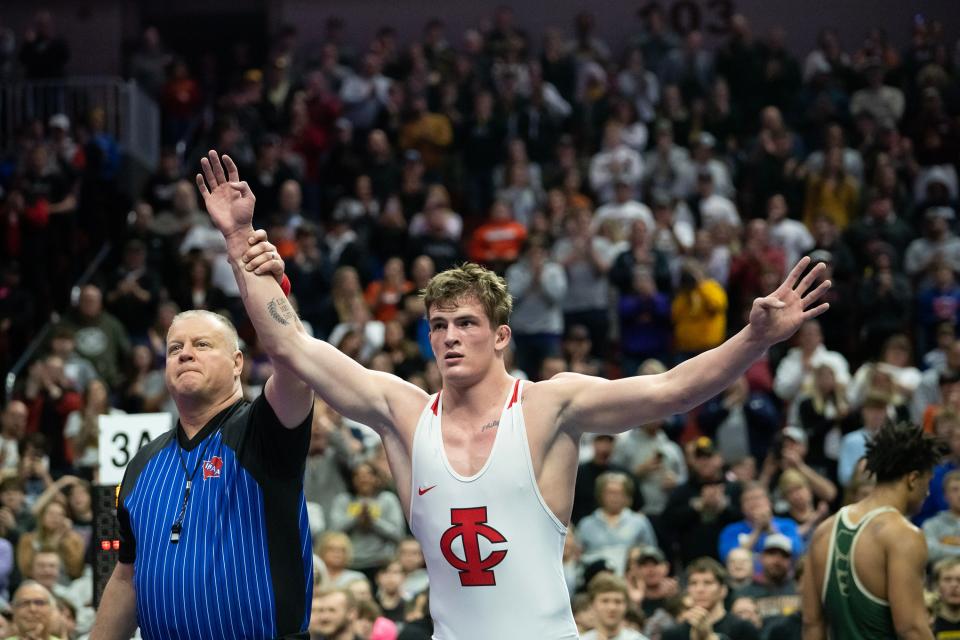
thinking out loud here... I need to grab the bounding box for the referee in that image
[90,253,315,639]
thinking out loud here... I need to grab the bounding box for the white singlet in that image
[409,379,579,640]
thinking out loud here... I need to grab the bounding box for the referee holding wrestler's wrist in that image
[90,246,315,640]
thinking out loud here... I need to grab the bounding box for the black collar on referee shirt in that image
[176,399,244,451]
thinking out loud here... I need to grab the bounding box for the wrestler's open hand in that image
[196,150,255,239]
[748,256,831,347]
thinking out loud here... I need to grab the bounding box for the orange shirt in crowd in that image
[364,280,414,322]
[468,220,528,265]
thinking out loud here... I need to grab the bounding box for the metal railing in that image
[0,76,159,170]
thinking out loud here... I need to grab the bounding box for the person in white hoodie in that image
[590,123,644,204]
[592,180,655,238]
[773,320,850,404]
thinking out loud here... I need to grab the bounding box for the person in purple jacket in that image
[617,266,672,376]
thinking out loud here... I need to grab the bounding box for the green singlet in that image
[822,505,899,639]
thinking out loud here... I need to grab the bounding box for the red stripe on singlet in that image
[507,379,520,408]
[431,392,441,416]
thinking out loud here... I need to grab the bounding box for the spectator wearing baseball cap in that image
[761,426,837,523]
[731,532,800,628]
[689,131,735,199]
[718,481,805,564]
[625,545,677,619]
[662,437,742,566]
[47,113,85,171]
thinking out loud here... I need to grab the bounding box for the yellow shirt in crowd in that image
[671,279,728,353]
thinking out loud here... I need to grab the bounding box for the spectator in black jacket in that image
[795,363,848,479]
[105,239,162,341]
[460,92,506,215]
[698,376,781,465]
[285,224,332,334]
[19,11,69,79]
[662,438,741,565]
[933,557,960,638]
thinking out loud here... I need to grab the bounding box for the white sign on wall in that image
[98,413,173,485]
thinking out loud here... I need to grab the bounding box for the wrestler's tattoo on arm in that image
[267,297,295,326]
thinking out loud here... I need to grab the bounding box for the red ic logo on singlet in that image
[202,456,223,480]
[439,507,508,586]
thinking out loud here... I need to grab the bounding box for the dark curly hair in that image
[865,422,944,484]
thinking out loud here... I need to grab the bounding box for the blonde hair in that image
[935,556,960,582]
[170,310,240,351]
[331,266,363,323]
[317,531,353,564]
[315,587,357,612]
[421,263,513,326]
[778,468,809,494]
[807,363,848,415]
[943,469,960,491]
[934,409,960,437]
[595,471,635,503]
[586,573,629,601]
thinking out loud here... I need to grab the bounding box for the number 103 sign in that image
[98,413,174,485]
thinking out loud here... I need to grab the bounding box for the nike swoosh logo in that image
[418,485,437,496]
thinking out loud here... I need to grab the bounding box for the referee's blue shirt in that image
[117,395,314,639]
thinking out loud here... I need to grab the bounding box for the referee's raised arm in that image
[199,149,426,437]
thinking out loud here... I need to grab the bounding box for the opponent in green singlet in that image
[802,422,942,640]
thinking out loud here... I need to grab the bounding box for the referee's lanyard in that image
[170,401,240,544]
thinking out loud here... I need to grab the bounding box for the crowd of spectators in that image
[1,5,960,639]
